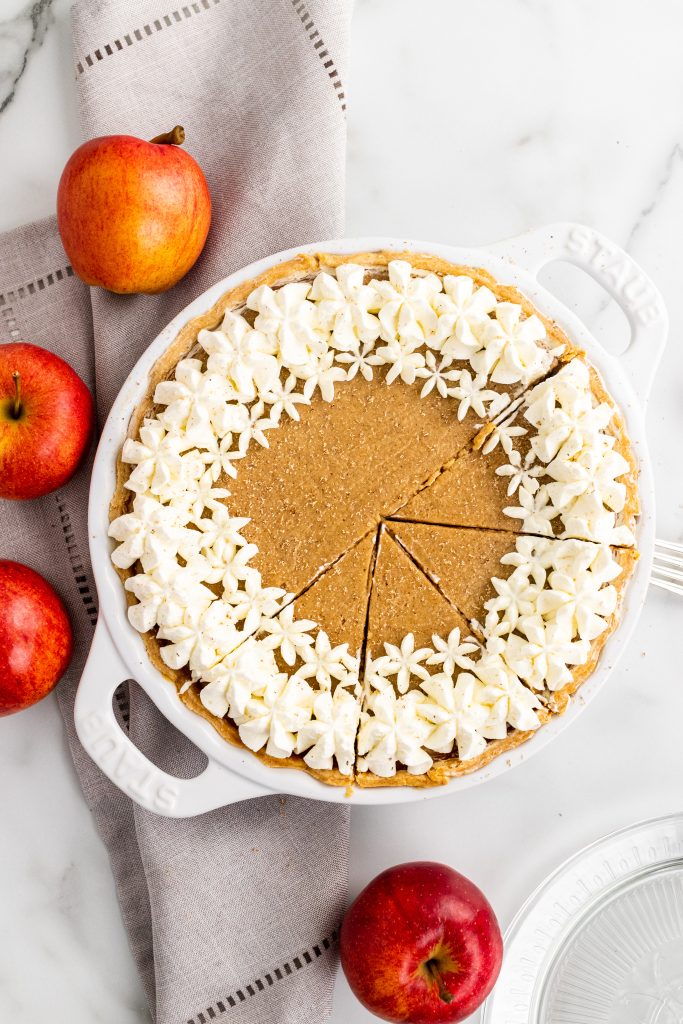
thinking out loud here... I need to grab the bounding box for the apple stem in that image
[149,125,185,146]
[424,960,454,1005]
[11,371,22,419]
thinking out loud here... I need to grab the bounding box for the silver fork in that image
[652,539,683,596]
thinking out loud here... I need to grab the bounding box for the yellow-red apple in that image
[0,342,94,500]
[0,561,73,715]
[340,861,503,1023]
[57,126,211,294]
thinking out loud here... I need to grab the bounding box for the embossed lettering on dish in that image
[567,225,663,325]
[78,709,179,811]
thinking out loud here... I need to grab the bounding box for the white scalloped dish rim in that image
[86,233,658,805]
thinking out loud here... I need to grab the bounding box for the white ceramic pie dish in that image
[74,223,667,816]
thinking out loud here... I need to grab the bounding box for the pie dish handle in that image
[489,221,668,407]
[74,619,269,817]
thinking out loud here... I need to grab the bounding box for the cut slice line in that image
[387,520,639,715]
[382,523,480,631]
[385,516,637,551]
[278,521,380,619]
[357,522,383,696]
[385,356,574,527]
[289,530,378,661]
[363,527,473,675]
[386,522,521,633]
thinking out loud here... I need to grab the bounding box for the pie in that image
[108,250,639,788]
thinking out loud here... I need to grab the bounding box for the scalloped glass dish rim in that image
[482,812,683,1023]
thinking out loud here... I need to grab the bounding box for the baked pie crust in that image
[109,250,638,789]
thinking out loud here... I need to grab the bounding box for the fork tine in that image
[652,563,683,584]
[655,538,683,554]
[651,539,683,596]
[653,551,683,568]
[651,577,683,596]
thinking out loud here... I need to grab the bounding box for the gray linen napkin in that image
[0,1,352,1021]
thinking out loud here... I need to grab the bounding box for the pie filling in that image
[108,252,639,787]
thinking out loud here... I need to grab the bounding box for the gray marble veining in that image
[0,0,54,115]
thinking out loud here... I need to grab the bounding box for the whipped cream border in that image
[357,535,626,777]
[108,257,635,779]
[482,359,637,546]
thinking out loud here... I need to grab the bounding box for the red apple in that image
[57,125,212,294]
[340,861,503,1024]
[0,342,94,500]
[0,561,73,715]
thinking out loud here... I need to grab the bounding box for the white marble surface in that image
[1,1,682,1021]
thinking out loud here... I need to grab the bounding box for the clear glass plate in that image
[482,814,683,1024]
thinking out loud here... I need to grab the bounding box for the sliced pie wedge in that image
[396,357,639,546]
[364,526,471,666]
[388,522,519,625]
[290,531,377,661]
[393,442,517,532]
[389,520,637,711]
[357,525,479,785]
